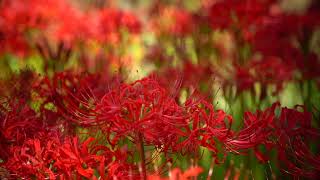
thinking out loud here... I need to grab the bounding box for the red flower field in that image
[1,0,320,179]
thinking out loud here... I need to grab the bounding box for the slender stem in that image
[138,133,147,180]
[207,158,215,180]
[306,80,312,110]
[137,104,147,180]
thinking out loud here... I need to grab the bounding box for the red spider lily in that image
[55,74,236,175]
[226,103,278,161]
[0,72,45,161]
[106,157,141,179]
[216,56,293,96]
[4,136,59,179]
[0,69,35,100]
[54,137,100,179]
[209,0,320,84]
[209,1,234,29]
[181,63,214,90]
[150,7,195,37]
[97,8,141,44]
[51,7,98,47]
[148,166,203,180]
[120,11,142,34]
[229,102,320,177]
[175,92,233,161]
[279,105,320,178]
[0,0,141,59]
[30,71,118,137]
[40,6,141,65]
[250,56,294,93]
[93,76,188,150]
[166,8,195,36]
[0,32,30,57]
[209,0,275,30]
[155,62,214,97]
[1,70,319,179]
[0,131,10,163]
[48,73,189,178]
[0,98,44,146]
[234,65,255,91]
[3,133,122,179]
[0,0,73,56]
[0,0,31,56]
[294,52,320,80]
[250,17,294,57]
[212,62,255,96]
[1,0,320,179]
[277,136,320,179]
[249,3,320,80]
[33,71,110,123]
[275,105,320,178]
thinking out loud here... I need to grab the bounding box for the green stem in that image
[138,133,147,180]
[306,80,312,111]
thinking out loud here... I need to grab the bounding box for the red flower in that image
[174,92,233,161]
[250,56,293,93]
[94,76,188,150]
[97,8,141,43]
[235,66,255,91]
[3,134,117,179]
[150,7,195,37]
[226,103,278,161]
[229,102,320,177]
[209,0,275,30]
[4,133,60,179]
[0,0,70,56]
[0,98,43,146]
[155,62,214,96]
[148,166,203,180]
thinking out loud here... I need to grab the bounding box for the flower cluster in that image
[1,70,319,179]
[1,0,320,179]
